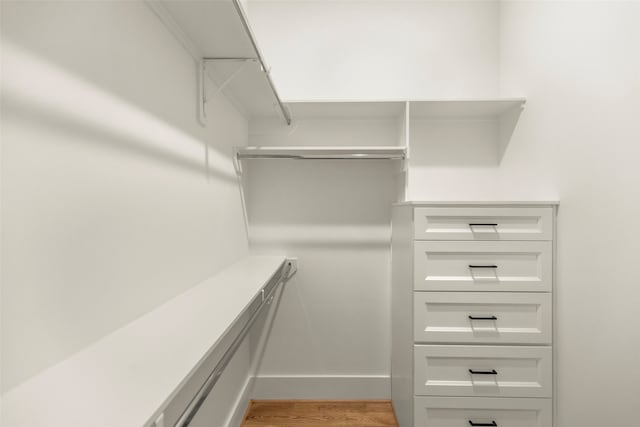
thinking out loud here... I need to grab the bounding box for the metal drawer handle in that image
[468,315,498,320]
[469,223,498,227]
[469,421,497,427]
[469,265,498,269]
[469,369,498,375]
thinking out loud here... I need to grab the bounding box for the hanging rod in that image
[203,57,257,62]
[231,0,292,126]
[235,146,407,161]
[174,260,293,427]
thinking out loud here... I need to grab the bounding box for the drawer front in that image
[414,241,552,292]
[414,345,552,398]
[414,397,552,427]
[414,292,552,344]
[414,207,552,241]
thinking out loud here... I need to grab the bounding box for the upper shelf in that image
[160,0,256,57]
[409,98,526,118]
[156,0,290,124]
[282,101,407,119]
[274,99,526,121]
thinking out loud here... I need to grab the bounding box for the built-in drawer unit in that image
[413,345,552,398]
[414,241,552,292]
[414,397,552,427]
[414,292,552,344]
[414,207,553,241]
[392,203,556,427]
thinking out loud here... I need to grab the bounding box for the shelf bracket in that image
[198,56,291,127]
[199,57,256,126]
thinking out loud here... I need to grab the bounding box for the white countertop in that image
[1,255,286,427]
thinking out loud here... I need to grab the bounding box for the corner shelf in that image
[277,98,525,120]
[407,98,526,169]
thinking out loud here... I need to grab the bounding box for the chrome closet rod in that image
[203,57,257,61]
[174,261,292,427]
[236,154,406,160]
[231,0,292,126]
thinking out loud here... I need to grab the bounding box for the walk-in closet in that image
[2,1,639,427]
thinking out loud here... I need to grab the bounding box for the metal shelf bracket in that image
[199,57,256,125]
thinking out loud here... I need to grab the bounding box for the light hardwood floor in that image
[241,400,399,427]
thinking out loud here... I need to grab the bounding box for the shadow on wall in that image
[242,159,396,389]
[245,158,400,248]
[0,1,213,142]
[498,105,523,161]
[409,105,523,167]
[1,40,236,184]
[0,3,250,391]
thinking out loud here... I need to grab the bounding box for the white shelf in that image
[409,98,526,118]
[283,101,407,119]
[393,200,560,206]
[2,256,287,427]
[160,1,255,57]
[406,98,527,166]
[277,99,525,120]
[236,146,407,160]
[155,0,290,123]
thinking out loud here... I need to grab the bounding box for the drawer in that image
[414,345,552,398]
[414,292,552,344]
[414,207,553,241]
[414,397,552,427]
[414,241,552,292]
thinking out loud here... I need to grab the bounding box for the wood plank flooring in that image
[241,400,399,427]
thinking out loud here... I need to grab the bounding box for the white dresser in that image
[391,202,557,427]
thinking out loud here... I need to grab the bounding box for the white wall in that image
[247,0,640,424]
[498,3,640,426]
[249,0,500,100]
[245,158,398,398]
[1,0,249,400]
[244,101,408,395]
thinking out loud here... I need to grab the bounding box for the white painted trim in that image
[393,200,560,206]
[225,376,253,427]
[552,204,558,427]
[249,375,390,400]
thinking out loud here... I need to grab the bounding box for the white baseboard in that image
[247,375,391,400]
[225,376,253,427]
